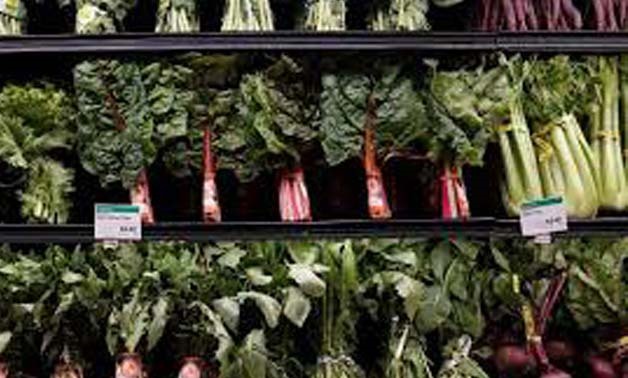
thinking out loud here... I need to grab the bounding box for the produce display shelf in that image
[2,218,628,243]
[1,31,628,56]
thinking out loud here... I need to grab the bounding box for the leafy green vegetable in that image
[75,60,195,189]
[214,57,319,182]
[563,239,628,330]
[221,0,274,31]
[74,0,137,33]
[436,336,489,378]
[156,0,199,32]
[0,0,26,34]
[522,56,599,218]
[0,84,75,223]
[320,62,426,166]
[368,0,430,31]
[303,0,346,31]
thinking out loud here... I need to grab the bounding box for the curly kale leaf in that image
[320,62,427,166]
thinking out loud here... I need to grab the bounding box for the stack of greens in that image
[212,57,319,221]
[320,62,426,219]
[302,0,346,31]
[0,84,75,224]
[74,0,196,224]
[0,0,25,34]
[221,0,274,31]
[75,60,195,224]
[368,0,430,30]
[155,0,199,32]
[424,63,494,218]
[74,0,137,34]
[523,56,599,218]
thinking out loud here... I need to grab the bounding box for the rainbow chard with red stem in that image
[75,59,195,224]
[213,57,320,222]
[320,61,426,219]
[427,64,500,218]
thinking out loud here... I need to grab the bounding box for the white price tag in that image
[520,197,567,237]
[95,204,142,241]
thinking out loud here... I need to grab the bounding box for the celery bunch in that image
[589,57,626,211]
[524,56,599,218]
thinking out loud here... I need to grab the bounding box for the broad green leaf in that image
[288,264,326,298]
[147,297,169,351]
[283,287,311,328]
[490,246,511,272]
[415,286,451,333]
[61,271,84,284]
[213,297,240,332]
[217,247,247,269]
[394,275,423,320]
[431,241,452,282]
[237,292,281,329]
[0,332,11,354]
[246,267,273,286]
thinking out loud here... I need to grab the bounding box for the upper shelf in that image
[2,31,628,56]
[2,218,628,244]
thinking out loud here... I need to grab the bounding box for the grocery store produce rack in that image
[0,32,628,55]
[3,31,628,243]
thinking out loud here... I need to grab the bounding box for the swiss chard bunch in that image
[75,59,195,222]
[0,84,75,224]
[214,56,320,221]
[320,60,426,219]
[425,63,495,218]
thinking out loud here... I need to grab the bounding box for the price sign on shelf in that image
[519,197,568,237]
[94,204,142,241]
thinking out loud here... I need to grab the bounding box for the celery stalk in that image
[497,128,525,216]
[549,124,588,217]
[597,57,626,210]
[560,115,599,216]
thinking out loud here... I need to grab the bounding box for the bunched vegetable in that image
[0,85,75,224]
[213,57,319,221]
[156,0,199,32]
[0,0,25,34]
[221,0,274,31]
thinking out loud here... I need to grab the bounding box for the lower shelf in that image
[1,218,628,243]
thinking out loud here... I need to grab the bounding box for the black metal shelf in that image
[1,31,628,56]
[2,218,628,243]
